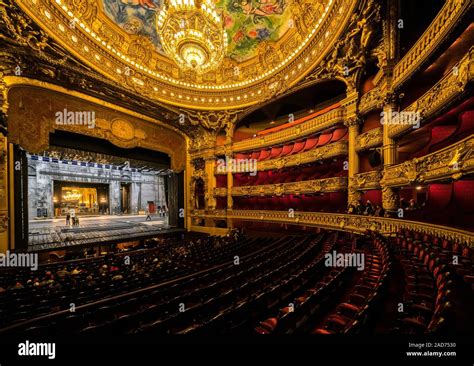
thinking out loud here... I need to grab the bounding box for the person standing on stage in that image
[145,208,151,221]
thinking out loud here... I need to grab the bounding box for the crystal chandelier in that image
[156,0,227,74]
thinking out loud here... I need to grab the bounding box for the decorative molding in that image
[350,170,382,190]
[359,87,383,115]
[214,177,347,197]
[190,210,474,246]
[355,127,383,152]
[381,136,474,187]
[392,0,472,89]
[389,47,474,138]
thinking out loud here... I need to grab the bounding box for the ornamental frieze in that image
[216,177,347,197]
[350,170,382,191]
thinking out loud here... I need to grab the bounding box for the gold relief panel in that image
[229,177,347,197]
[350,170,382,190]
[359,87,383,115]
[355,127,382,152]
[6,85,186,171]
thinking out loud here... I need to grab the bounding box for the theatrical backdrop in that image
[0,0,473,354]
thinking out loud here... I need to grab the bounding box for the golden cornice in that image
[214,176,347,197]
[14,0,357,110]
[389,47,473,139]
[392,0,472,90]
[190,210,474,246]
[381,135,474,188]
[214,140,348,174]
[355,126,382,152]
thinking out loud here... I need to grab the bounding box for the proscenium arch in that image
[4,78,188,172]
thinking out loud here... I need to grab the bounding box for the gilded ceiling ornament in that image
[0,0,48,52]
[185,109,240,131]
[10,0,355,109]
[305,0,381,91]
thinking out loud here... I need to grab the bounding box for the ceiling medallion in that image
[157,0,227,74]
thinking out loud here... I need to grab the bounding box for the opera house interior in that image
[0,0,473,361]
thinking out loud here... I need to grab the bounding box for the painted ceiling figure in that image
[232,0,285,17]
[120,0,158,8]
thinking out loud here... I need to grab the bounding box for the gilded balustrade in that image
[390,47,473,139]
[190,210,474,246]
[232,108,345,153]
[381,135,474,187]
[392,0,472,89]
[355,127,383,152]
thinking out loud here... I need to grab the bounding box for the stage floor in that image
[28,214,176,252]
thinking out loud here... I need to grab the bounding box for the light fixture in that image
[416,186,423,190]
[156,0,227,74]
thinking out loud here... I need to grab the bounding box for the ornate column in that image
[226,153,233,211]
[204,156,216,210]
[343,91,361,207]
[225,123,235,229]
[381,93,399,214]
[345,116,362,206]
[0,71,9,252]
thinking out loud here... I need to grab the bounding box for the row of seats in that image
[313,236,391,334]
[0,235,267,327]
[235,127,347,162]
[254,233,348,334]
[395,238,451,334]
[232,160,346,187]
[0,234,326,335]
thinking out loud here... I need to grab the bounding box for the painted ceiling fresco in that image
[101,0,292,62]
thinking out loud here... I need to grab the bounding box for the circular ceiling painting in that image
[15,0,357,109]
[101,0,292,62]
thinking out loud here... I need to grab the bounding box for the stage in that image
[28,214,181,252]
